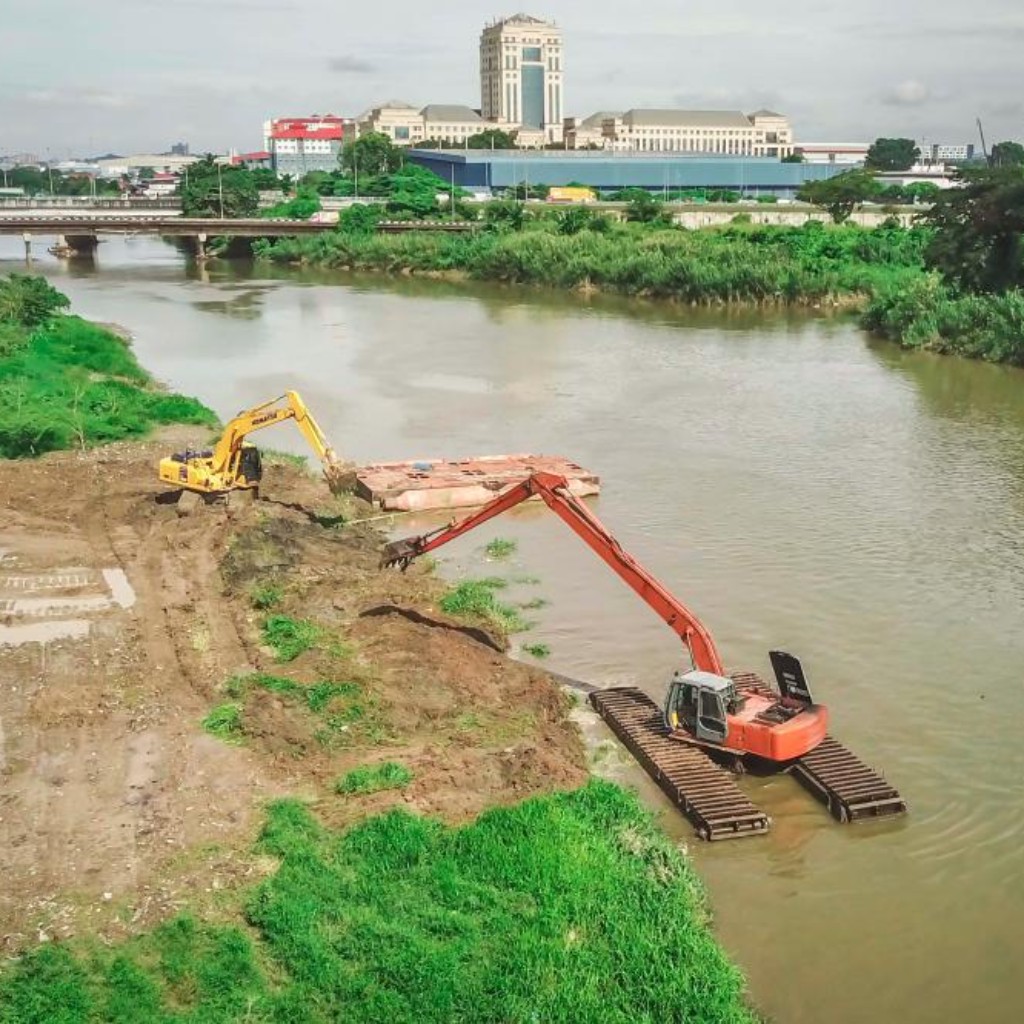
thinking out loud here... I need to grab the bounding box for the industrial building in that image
[406,150,849,198]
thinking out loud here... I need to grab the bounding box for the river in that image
[4,236,1023,1023]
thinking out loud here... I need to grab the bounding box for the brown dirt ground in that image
[0,428,586,952]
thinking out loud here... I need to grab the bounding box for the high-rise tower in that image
[480,14,563,144]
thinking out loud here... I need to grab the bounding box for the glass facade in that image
[521,64,544,128]
[522,46,542,61]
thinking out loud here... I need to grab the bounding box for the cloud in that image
[23,88,133,109]
[882,80,931,107]
[328,55,377,74]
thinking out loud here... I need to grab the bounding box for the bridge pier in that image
[195,232,208,261]
[22,232,32,262]
[65,234,99,256]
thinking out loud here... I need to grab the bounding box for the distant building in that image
[170,141,190,156]
[595,109,793,157]
[563,112,619,150]
[264,116,347,175]
[794,142,869,165]
[924,143,974,163]
[421,104,484,145]
[95,153,199,177]
[480,14,564,145]
[232,151,273,169]
[407,150,848,198]
[357,102,425,145]
[143,172,180,196]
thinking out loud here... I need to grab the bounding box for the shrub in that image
[484,537,517,559]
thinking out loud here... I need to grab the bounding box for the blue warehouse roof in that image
[407,149,852,196]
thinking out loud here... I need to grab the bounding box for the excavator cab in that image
[664,671,737,745]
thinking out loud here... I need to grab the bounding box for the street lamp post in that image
[217,163,225,219]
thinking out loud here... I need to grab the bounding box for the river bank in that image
[0,281,756,1021]
[254,219,1024,365]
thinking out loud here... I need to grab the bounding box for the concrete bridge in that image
[0,214,329,259]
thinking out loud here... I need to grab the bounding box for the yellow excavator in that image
[159,391,351,506]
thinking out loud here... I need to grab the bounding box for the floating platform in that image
[355,454,600,512]
[590,676,906,840]
[590,687,771,841]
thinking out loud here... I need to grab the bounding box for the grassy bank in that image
[0,274,215,457]
[863,277,1024,365]
[0,781,754,1023]
[256,219,929,305]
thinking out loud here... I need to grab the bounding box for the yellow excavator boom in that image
[159,390,350,496]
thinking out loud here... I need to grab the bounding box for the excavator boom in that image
[382,471,725,675]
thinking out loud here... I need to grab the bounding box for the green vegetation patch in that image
[260,615,323,662]
[0,274,215,459]
[201,703,244,745]
[439,577,527,634]
[0,783,753,1023]
[335,760,413,795]
[249,580,284,610]
[484,537,517,559]
[522,642,551,659]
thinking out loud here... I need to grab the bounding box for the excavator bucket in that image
[323,457,357,496]
[380,537,422,570]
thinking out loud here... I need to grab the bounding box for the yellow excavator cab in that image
[159,391,350,498]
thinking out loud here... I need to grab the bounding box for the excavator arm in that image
[210,391,347,493]
[381,471,725,675]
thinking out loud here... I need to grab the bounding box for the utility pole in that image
[451,164,456,220]
[354,154,359,199]
[217,162,225,218]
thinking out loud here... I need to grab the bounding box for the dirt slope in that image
[0,430,586,951]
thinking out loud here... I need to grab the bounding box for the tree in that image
[180,157,258,217]
[341,132,402,177]
[625,191,664,224]
[0,273,69,327]
[483,200,526,231]
[337,204,382,234]
[781,152,804,164]
[556,208,610,235]
[797,169,881,223]
[865,138,920,171]
[991,141,1024,168]
[467,128,518,150]
[923,166,1024,293]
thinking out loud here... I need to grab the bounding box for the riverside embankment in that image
[3,236,1024,1024]
[0,271,755,1021]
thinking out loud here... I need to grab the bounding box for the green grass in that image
[335,761,413,795]
[0,275,216,459]
[249,580,284,611]
[522,642,551,659]
[439,578,528,634]
[484,537,517,559]
[0,782,754,1023]
[201,703,243,745]
[260,615,323,662]
[222,672,375,748]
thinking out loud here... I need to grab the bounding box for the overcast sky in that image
[2,0,1022,156]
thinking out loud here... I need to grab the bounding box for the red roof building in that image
[262,116,350,174]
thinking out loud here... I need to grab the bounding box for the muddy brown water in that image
[4,236,1023,1023]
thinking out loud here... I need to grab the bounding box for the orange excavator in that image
[382,471,829,764]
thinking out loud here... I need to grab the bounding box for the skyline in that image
[1,0,1022,154]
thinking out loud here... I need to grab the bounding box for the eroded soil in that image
[0,429,586,951]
